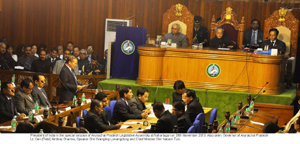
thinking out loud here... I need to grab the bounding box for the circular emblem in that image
[206,64,221,78]
[121,40,135,55]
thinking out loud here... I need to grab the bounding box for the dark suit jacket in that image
[98,110,118,131]
[49,57,61,71]
[15,89,35,115]
[84,110,118,133]
[59,65,80,102]
[172,92,183,104]
[0,94,18,124]
[31,58,51,73]
[260,39,286,54]
[177,112,192,133]
[31,85,51,107]
[53,60,79,75]
[129,96,146,115]
[154,110,178,133]
[111,98,142,124]
[0,52,16,70]
[186,98,204,123]
[243,29,264,46]
[17,55,38,71]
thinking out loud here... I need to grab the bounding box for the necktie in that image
[41,89,51,107]
[271,41,274,48]
[251,31,255,44]
[9,99,14,115]
[72,69,78,85]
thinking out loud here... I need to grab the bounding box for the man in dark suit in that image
[94,92,122,131]
[49,48,61,70]
[17,46,38,71]
[172,101,192,133]
[243,19,264,48]
[111,86,148,124]
[0,82,26,124]
[172,80,186,104]
[193,16,208,46]
[86,45,100,63]
[59,55,87,102]
[53,49,79,75]
[261,28,286,54]
[78,49,89,74]
[15,78,40,115]
[31,50,51,73]
[145,102,178,133]
[182,89,204,123]
[129,87,151,115]
[84,99,121,133]
[0,42,16,70]
[31,72,51,107]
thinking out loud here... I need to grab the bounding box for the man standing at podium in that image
[162,23,188,47]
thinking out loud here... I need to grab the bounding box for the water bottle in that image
[12,74,16,87]
[231,116,235,125]
[46,105,49,115]
[29,109,33,121]
[39,129,44,133]
[82,93,86,104]
[250,100,254,114]
[35,101,39,115]
[95,89,98,95]
[11,116,17,132]
[73,96,77,106]
[218,126,224,133]
[0,79,2,91]
[225,122,230,133]
[172,125,179,133]
[235,110,240,124]
[245,108,250,116]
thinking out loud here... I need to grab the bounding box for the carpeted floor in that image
[99,78,296,124]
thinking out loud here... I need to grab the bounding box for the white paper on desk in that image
[0,126,11,129]
[86,99,91,103]
[271,49,278,56]
[14,66,24,70]
[132,129,144,133]
[145,126,151,130]
[146,104,153,109]
[250,120,264,126]
[148,109,156,118]
[163,104,172,111]
[120,125,131,129]
[124,121,141,124]
[65,107,71,111]
[35,115,43,122]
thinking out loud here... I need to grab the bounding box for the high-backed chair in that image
[264,8,299,88]
[210,7,245,48]
[162,3,194,46]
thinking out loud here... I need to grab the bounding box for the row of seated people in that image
[162,18,286,54]
[84,84,204,133]
[0,41,107,75]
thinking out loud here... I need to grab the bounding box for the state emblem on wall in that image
[206,63,221,78]
[121,40,135,55]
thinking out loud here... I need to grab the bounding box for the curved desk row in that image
[137,45,287,95]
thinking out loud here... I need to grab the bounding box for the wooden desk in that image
[103,107,212,133]
[137,45,287,95]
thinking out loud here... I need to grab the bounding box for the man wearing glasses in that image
[78,49,89,75]
[15,78,40,115]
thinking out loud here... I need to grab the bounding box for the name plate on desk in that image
[271,49,278,56]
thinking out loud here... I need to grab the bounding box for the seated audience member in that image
[67,41,74,54]
[182,89,204,123]
[95,92,122,131]
[1,37,8,44]
[78,49,89,74]
[16,44,25,58]
[38,44,51,58]
[84,54,105,75]
[15,78,39,115]
[15,121,34,133]
[162,23,188,47]
[111,86,148,124]
[31,72,51,107]
[294,116,300,133]
[144,102,178,133]
[49,47,61,69]
[57,45,64,59]
[84,99,121,133]
[129,87,151,115]
[100,49,108,68]
[172,101,192,133]
[172,80,186,104]
[86,45,100,63]
[17,45,38,71]
[261,28,286,54]
[210,27,236,49]
[0,82,26,124]
[0,42,16,69]
[243,19,263,48]
[6,44,18,62]
[263,122,280,133]
[53,49,79,75]
[31,44,39,58]
[31,49,51,73]
[193,16,208,46]
[73,46,80,60]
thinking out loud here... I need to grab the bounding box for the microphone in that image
[122,11,140,26]
[252,82,269,101]
[91,75,103,92]
[154,77,161,103]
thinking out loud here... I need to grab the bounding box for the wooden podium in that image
[137,45,287,95]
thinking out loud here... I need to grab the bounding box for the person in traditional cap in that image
[193,16,209,46]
